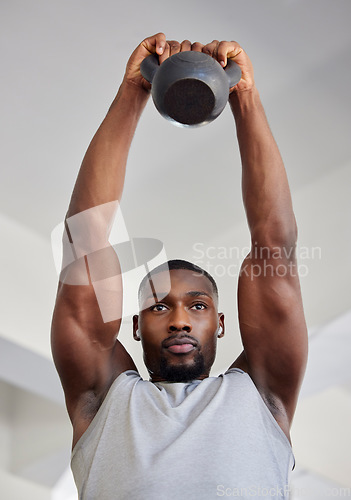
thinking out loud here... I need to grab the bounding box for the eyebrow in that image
[186,291,212,299]
[143,290,213,302]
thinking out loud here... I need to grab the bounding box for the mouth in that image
[163,336,197,355]
[166,344,195,354]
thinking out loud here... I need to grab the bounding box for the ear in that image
[217,313,225,338]
[133,314,141,341]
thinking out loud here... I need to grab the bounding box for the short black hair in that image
[138,259,218,303]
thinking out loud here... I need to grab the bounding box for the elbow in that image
[251,217,298,260]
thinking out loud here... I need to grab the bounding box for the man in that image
[51,33,308,499]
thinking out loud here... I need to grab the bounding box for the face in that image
[133,269,224,382]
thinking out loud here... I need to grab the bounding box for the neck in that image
[150,373,210,383]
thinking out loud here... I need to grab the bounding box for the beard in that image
[159,351,205,382]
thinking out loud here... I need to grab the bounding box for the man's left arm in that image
[203,41,308,438]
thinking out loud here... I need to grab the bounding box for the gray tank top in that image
[71,368,294,499]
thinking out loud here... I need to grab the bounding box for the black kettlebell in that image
[140,51,241,127]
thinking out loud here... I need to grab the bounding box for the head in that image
[133,260,225,383]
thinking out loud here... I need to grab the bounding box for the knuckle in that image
[192,42,204,51]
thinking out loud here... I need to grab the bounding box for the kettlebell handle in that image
[140,53,159,83]
[140,52,242,89]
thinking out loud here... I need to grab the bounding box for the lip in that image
[167,344,195,354]
[163,336,197,354]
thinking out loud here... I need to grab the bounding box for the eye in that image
[150,303,168,312]
[191,303,207,310]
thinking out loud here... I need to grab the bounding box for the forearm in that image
[61,33,167,279]
[62,82,149,272]
[229,87,297,250]
[67,81,149,219]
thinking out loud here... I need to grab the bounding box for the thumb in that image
[141,32,167,56]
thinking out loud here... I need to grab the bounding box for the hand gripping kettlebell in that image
[140,51,241,127]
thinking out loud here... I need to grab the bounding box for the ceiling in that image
[1,0,351,498]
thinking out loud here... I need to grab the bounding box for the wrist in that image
[229,85,261,118]
[109,79,150,113]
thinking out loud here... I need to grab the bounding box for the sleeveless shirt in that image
[71,368,294,499]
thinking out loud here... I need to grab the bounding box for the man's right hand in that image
[123,33,197,93]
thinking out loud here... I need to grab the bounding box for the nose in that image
[168,307,192,333]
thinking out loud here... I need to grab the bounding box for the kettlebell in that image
[140,51,241,127]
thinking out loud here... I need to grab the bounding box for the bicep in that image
[237,254,308,422]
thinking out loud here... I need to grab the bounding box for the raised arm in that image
[202,41,308,440]
[51,33,169,445]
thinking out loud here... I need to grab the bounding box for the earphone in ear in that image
[136,329,140,339]
[218,326,223,336]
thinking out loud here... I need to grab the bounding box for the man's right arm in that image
[51,34,167,444]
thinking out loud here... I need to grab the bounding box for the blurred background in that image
[1,0,351,498]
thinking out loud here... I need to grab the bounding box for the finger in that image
[167,40,181,57]
[141,32,167,56]
[202,40,220,59]
[217,41,242,67]
[158,40,181,64]
[180,39,192,52]
[158,42,171,64]
[191,41,204,52]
